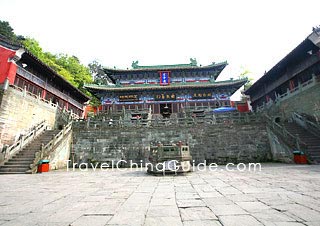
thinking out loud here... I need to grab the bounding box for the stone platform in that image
[0,163,320,226]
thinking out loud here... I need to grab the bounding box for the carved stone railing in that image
[292,112,320,137]
[256,74,318,112]
[30,121,73,173]
[0,120,47,165]
[265,114,307,151]
[10,85,80,121]
[74,112,265,130]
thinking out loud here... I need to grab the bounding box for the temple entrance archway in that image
[160,103,172,118]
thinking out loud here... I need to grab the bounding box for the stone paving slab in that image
[0,164,320,225]
[70,215,112,226]
[179,207,218,221]
[182,219,222,226]
[219,214,264,226]
[144,216,183,226]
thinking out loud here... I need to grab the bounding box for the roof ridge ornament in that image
[132,60,139,69]
[309,26,320,47]
[189,58,197,66]
[312,26,320,35]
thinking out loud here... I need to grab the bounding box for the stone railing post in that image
[312,73,316,83]
[86,118,90,129]
[19,135,24,150]
[40,143,45,159]
[295,134,301,150]
[52,134,56,147]
[2,77,9,90]
[245,113,249,123]
[23,86,27,97]
[298,82,302,91]
[286,88,290,95]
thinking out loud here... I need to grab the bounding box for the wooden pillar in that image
[41,89,46,99]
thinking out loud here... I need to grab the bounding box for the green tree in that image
[22,38,45,60]
[88,60,103,76]
[1,21,99,106]
[0,20,16,41]
[22,38,100,105]
[0,20,25,42]
[88,60,114,86]
[239,67,253,91]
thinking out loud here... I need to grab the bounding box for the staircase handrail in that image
[292,112,320,137]
[265,114,307,150]
[30,121,73,173]
[0,120,47,165]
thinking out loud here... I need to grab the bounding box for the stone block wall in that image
[0,87,57,146]
[49,130,72,170]
[73,121,271,166]
[267,127,294,163]
[275,82,320,119]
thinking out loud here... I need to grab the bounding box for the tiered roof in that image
[102,60,228,83]
[85,79,247,95]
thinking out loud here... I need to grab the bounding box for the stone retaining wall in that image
[0,87,57,147]
[73,120,271,165]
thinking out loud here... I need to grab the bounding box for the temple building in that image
[0,35,90,146]
[85,59,247,115]
[245,27,320,113]
[0,35,90,117]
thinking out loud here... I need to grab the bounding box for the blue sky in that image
[1,0,319,86]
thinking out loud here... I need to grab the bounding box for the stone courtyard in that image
[1,163,320,226]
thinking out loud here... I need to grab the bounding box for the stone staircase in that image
[0,130,59,174]
[283,122,320,163]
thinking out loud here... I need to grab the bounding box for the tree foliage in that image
[239,67,254,91]
[22,38,100,104]
[0,20,25,42]
[88,60,112,85]
[0,20,16,41]
[0,20,100,105]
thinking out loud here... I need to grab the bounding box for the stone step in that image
[0,172,30,174]
[1,164,30,168]
[307,148,320,152]
[302,140,320,144]
[299,135,318,138]
[11,157,34,161]
[16,150,37,154]
[0,167,29,172]
[15,155,36,159]
[5,161,32,165]
[16,151,38,155]
[308,150,320,154]
[0,129,61,174]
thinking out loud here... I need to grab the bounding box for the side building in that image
[245,27,320,117]
[0,36,90,147]
[244,27,320,164]
[85,59,247,116]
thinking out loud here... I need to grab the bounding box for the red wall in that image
[84,105,102,118]
[0,46,17,85]
[237,103,250,112]
[230,100,250,112]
